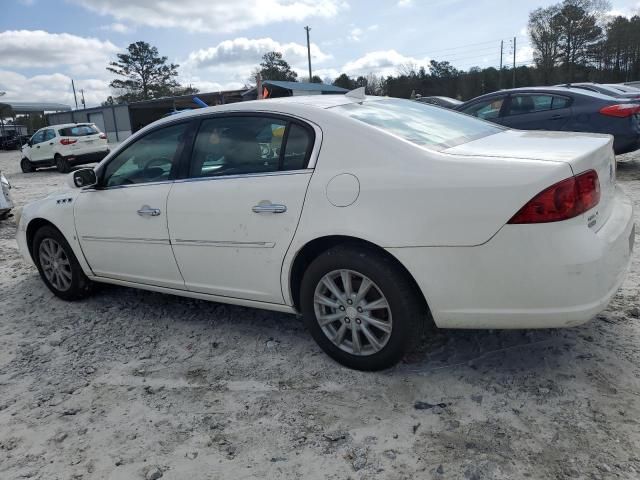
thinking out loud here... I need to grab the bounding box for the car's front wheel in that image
[55,155,71,173]
[33,225,94,301]
[300,245,426,371]
[21,157,35,173]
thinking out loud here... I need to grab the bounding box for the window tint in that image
[507,95,556,115]
[462,98,505,120]
[189,116,288,178]
[552,96,571,109]
[31,131,45,144]
[59,125,99,137]
[102,122,187,187]
[282,123,313,170]
[334,98,502,150]
[44,129,56,141]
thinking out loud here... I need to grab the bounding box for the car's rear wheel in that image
[300,245,425,371]
[55,154,71,173]
[20,157,35,173]
[33,225,94,301]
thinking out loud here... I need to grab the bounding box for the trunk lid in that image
[444,129,617,230]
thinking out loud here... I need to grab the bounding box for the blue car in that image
[455,86,640,155]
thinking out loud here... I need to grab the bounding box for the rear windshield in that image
[332,98,503,150]
[58,125,99,137]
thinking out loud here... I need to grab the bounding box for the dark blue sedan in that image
[455,86,640,154]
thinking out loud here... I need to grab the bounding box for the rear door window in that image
[44,129,56,141]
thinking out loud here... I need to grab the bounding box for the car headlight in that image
[0,173,10,189]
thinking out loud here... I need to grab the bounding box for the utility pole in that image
[71,79,78,109]
[80,89,86,109]
[304,26,312,82]
[512,36,517,88]
[498,40,504,89]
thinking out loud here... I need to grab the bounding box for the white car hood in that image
[443,129,612,162]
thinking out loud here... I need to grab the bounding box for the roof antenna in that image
[345,87,366,100]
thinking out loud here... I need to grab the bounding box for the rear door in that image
[502,94,573,131]
[167,114,317,304]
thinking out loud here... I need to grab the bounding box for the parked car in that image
[17,94,635,370]
[0,171,13,219]
[415,96,462,109]
[20,123,110,173]
[456,86,640,154]
[0,131,28,150]
[558,82,640,100]
[606,83,640,94]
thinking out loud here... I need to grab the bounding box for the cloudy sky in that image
[1,0,639,107]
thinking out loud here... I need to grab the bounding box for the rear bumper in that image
[388,186,635,329]
[64,149,110,165]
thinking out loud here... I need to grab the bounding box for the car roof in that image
[38,123,95,131]
[459,85,619,105]
[145,94,383,129]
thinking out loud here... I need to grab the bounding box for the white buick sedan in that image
[17,91,635,370]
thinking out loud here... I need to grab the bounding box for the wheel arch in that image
[287,235,430,315]
[26,218,60,261]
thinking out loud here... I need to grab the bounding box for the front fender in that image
[18,190,93,276]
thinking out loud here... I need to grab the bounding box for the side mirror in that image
[68,168,97,189]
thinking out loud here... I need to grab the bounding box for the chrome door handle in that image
[137,205,161,217]
[252,202,287,214]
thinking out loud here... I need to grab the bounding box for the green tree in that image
[107,41,196,103]
[529,5,563,83]
[554,0,605,81]
[259,51,298,81]
[332,73,356,90]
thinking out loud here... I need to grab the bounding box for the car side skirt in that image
[87,275,298,314]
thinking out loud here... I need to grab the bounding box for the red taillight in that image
[599,103,640,118]
[60,138,77,145]
[99,133,107,139]
[508,170,600,224]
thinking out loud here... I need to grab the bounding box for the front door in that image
[74,122,190,289]
[29,130,47,161]
[167,115,316,304]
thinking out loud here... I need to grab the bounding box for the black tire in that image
[32,225,94,301]
[20,157,35,173]
[55,155,71,173]
[300,244,426,371]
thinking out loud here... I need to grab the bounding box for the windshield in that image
[332,98,503,150]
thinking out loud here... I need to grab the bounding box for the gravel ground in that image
[0,148,639,480]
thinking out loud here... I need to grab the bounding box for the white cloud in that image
[337,50,430,77]
[516,45,534,64]
[0,30,119,77]
[72,0,347,33]
[183,37,331,85]
[397,0,413,6]
[100,22,134,34]
[348,27,364,42]
[0,70,110,108]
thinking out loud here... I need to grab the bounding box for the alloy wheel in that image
[38,238,72,291]
[313,269,393,356]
